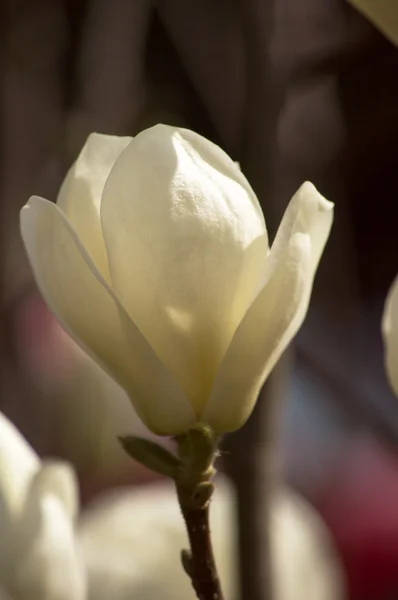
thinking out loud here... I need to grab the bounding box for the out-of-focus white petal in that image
[382,275,398,397]
[0,413,39,521]
[101,124,267,414]
[20,197,195,435]
[57,133,131,280]
[203,182,333,431]
[0,414,40,582]
[27,462,79,522]
[271,490,344,600]
[13,469,86,600]
[79,477,343,600]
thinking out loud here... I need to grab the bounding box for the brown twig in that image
[177,486,224,600]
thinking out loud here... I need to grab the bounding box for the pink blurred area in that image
[319,434,398,600]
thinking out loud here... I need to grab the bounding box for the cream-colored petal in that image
[203,183,333,432]
[13,474,86,600]
[203,234,311,431]
[382,274,398,397]
[57,133,131,281]
[263,182,334,282]
[101,124,267,414]
[20,197,195,435]
[0,413,39,521]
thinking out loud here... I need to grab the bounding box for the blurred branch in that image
[222,2,286,600]
[223,354,290,600]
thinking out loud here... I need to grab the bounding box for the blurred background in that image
[2,2,398,600]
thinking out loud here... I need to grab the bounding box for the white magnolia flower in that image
[382,275,398,396]
[0,413,85,600]
[79,477,344,600]
[21,125,333,435]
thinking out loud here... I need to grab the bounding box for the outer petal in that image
[101,124,268,414]
[203,182,334,432]
[13,465,86,600]
[57,133,131,281]
[382,275,398,397]
[20,197,195,435]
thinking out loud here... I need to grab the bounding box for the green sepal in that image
[119,435,181,479]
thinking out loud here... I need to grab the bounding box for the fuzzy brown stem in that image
[177,489,224,600]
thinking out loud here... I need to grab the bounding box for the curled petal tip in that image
[300,182,334,212]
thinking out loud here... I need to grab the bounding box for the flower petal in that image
[263,182,334,282]
[20,197,195,435]
[0,413,39,521]
[101,124,267,414]
[26,462,79,522]
[57,133,131,281]
[0,414,40,581]
[203,182,333,432]
[13,467,86,600]
[382,274,398,397]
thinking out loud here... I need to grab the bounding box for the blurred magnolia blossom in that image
[0,412,85,600]
[21,125,333,436]
[80,478,344,600]
[382,275,398,397]
[0,412,344,600]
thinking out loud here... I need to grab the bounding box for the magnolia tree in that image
[0,124,352,599]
